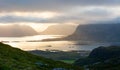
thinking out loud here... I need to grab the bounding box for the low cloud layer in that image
[0,8,114,23]
[0,15,45,23]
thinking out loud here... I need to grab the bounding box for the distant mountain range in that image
[0,24,38,37]
[65,23,120,42]
[40,24,76,35]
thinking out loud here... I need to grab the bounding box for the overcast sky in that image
[0,0,120,25]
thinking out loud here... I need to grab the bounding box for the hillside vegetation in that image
[29,50,90,64]
[74,46,120,70]
[0,42,82,70]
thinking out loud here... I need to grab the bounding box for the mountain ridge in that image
[40,24,76,35]
[0,24,38,37]
[65,23,120,42]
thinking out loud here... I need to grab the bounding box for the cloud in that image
[0,0,120,12]
[36,8,113,23]
[0,15,46,23]
[0,8,113,23]
[81,8,111,16]
[0,0,119,24]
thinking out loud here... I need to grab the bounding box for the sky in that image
[0,0,120,32]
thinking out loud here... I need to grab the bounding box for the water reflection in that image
[6,41,75,51]
[0,35,111,51]
[0,35,62,42]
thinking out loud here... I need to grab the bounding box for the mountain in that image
[65,23,120,42]
[0,42,81,70]
[0,24,38,37]
[88,46,120,59]
[74,46,120,70]
[40,24,76,35]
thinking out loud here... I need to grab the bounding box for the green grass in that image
[0,42,82,70]
[29,50,89,62]
[60,60,75,64]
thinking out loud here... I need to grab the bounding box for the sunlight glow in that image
[24,23,54,32]
[0,12,58,18]
[0,22,58,32]
[21,23,59,32]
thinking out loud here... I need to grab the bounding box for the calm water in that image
[0,35,111,51]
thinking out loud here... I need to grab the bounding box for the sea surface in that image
[0,35,115,51]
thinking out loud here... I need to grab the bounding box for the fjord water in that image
[0,35,110,51]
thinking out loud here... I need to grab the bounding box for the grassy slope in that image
[60,60,75,64]
[74,46,120,70]
[29,50,89,64]
[89,57,120,70]
[0,42,82,70]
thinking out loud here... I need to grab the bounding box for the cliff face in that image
[0,24,38,37]
[66,23,120,42]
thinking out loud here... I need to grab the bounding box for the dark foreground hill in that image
[74,46,120,70]
[0,42,81,70]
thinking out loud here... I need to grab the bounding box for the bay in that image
[0,35,112,51]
